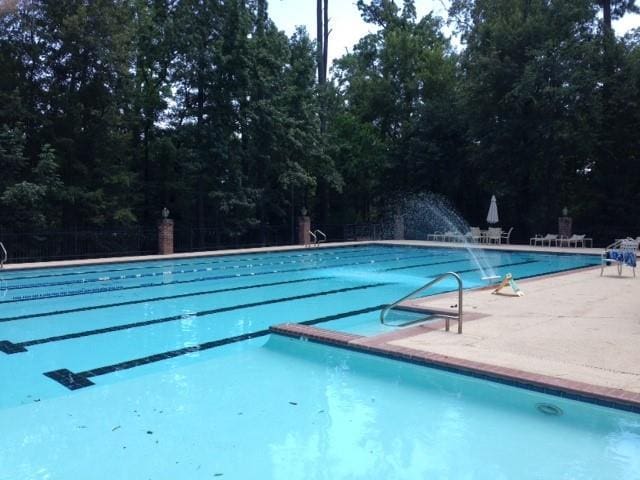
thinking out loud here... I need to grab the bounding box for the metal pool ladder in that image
[380,272,463,333]
[307,229,327,247]
[0,242,6,269]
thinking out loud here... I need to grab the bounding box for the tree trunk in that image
[601,0,612,36]
[317,0,325,85]
[316,0,329,223]
[323,0,329,83]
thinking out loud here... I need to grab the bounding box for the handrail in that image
[307,230,317,248]
[306,230,326,247]
[0,242,6,268]
[380,272,463,333]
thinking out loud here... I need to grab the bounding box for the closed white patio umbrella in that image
[486,195,499,225]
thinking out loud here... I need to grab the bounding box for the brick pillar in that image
[394,214,405,240]
[298,216,310,245]
[158,219,174,255]
[558,216,572,238]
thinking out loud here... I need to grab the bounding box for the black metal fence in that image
[174,224,293,253]
[0,228,158,263]
[0,222,393,264]
[314,223,389,242]
[1,220,629,264]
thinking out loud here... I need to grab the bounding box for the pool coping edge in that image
[269,323,640,414]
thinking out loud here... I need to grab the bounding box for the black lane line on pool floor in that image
[1,245,369,283]
[0,256,540,349]
[43,304,386,390]
[0,251,469,304]
[382,258,538,273]
[0,253,476,322]
[0,276,329,323]
[1,283,390,354]
[3,247,410,291]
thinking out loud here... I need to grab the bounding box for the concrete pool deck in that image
[274,262,640,410]
[387,266,640,392]
[3,239,639,409]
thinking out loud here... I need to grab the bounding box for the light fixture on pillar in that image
[162,207,170,219]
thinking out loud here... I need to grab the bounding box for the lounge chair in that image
[558,234,593,248]
[442,231,458,242]
[601,238,637,277]
[530,234,558,247]
[500,227,514,244]
[426,232,443,241]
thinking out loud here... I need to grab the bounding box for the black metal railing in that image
[0,222,391,264]
[0,228,158,263]
[313,223,390,242]
[174,224,292,253]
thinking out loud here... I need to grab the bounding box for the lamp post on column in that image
[158,207,174,255]
[298,207,310,245]
[559,206,572,239]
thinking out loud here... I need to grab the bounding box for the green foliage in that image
[0,0,638,246]
[332,1,462,219]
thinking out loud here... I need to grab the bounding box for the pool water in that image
[1,244,637,479]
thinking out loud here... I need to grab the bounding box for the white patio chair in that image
[561,234,592,248]
[426,232,443,241]
[468,227,482,243]
[486,227,502,244]
[529,234,543,246]
[530,234,558,247]
[601,238,637,277]
[500,227,514,244]
[442,231,458,242]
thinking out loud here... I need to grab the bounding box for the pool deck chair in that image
[468,227,482,243]
[601,238,637,277]
[501,227,514,244]
[486,227,502,244]
[558,234,593,248]
[530,234,558,247]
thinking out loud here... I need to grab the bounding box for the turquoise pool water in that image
[1,244,637,479]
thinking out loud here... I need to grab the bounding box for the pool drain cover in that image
[536,403,563,416]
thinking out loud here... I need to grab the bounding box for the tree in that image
[128,0,175,224]
[332,0,459,221]
[598,0,639,36]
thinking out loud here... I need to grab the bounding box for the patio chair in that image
[601,238,637,277]
[559,234,592,248]
[530,234,558,247]
[500,227,514,244]
[486,227,502,244]
[442,231,458,242]
[468,227,482,243]
[451,231,467,242]
[426,232,443,241]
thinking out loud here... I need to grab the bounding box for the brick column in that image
[158,219,174,255]
[558,216,572,238]
[298,216,310,245]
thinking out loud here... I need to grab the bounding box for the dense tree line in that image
[0,0,638,248]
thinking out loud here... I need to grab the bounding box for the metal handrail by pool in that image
[380,271,463,333]
[0,242,7,268]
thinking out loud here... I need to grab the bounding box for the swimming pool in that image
[1,244,637,479]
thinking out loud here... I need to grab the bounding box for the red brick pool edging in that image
[269,323,640,414]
